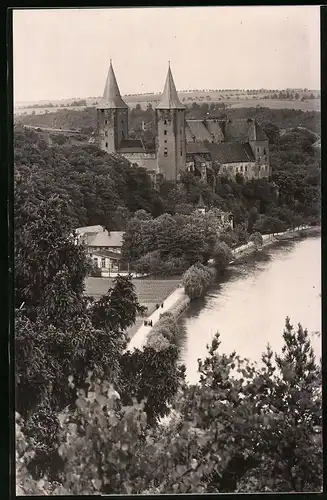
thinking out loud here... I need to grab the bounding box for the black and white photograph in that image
[13,6,322,495]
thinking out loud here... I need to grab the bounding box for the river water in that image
[178,236,321,385]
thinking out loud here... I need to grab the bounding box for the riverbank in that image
[126,225,320,352]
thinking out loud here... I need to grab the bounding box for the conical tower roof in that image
[99,60,128,109]
[248,119,268,141]
[156,64,185,110]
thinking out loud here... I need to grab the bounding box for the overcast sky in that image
[13,6,320,103]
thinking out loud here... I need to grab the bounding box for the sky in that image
[13,6,320,103]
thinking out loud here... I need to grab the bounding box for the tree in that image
[182,263,215,300]
[212,241,232,272]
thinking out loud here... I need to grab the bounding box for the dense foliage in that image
[182,263,216,300]
[17,320,322,494]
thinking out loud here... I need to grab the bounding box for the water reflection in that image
[178,237,321,384]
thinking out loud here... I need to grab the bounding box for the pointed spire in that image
[248,119,268,141]
[100,60,128,109]
[156,64,185,110]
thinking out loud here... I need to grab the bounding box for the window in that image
[105,120,108,124]
[104,131,108,137]
[258,165,261,171]
[164,151,168,157]
[164,139,167,143]
[236,167,239,173]
[263,148,267,154]
[101,257,106,268]
[164,130,167,135]
[164,120,167,125]
[181,149,183,156]
[240,166,243,172]
[245,165,248,172]
[93,257,98,264]
[257,148,260,153]
[105,142,108,148]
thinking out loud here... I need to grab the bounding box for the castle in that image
[96,61,271,182]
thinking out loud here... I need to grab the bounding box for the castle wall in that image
[122,152,157,171]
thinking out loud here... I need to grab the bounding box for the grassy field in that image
[85,276,181,338]
[85,276,180,310]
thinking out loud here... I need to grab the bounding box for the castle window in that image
[164,151,168,157]
[105,120,108,124]
[180,149,183,156]
[164,120,167,125]
[164,139,167,143]
[105,142,108,148]
[164,130,167,135]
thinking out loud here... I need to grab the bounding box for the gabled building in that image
[95,61,271,182]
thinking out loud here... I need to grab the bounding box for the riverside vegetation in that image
[15,106,321,493]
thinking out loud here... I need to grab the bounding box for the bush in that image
[249,231,263,248]
[147,311,180,348]
[182,263,216,300]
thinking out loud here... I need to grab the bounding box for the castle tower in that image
[248,119,270,178]
[96,60,129,153]
[155,63,186,181]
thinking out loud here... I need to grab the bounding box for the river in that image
[178,236,321,384]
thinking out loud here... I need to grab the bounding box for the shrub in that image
[249,231,263,248]
[147,312,180,348]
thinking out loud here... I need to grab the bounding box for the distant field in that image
[14,90,321,115]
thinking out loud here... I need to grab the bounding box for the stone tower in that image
[155,64,186,181]
[96,60,129,153]
[248,119,270,178]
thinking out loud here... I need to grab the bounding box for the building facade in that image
[96,61,271,182]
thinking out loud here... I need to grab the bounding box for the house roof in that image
[97,60,128,109]
[186,142,210,154]
[76,225,103,235]
[205,120,225,142]
[193,154,207,164]
[118,139,145,153]
[87,230,124,248]
[156,65,185,110]
[206,142,255,163]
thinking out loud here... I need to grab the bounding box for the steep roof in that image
[98,60,128,109]
[186,120,213,142]
[205,120,225,142]
[156,65,185,110]
[223,118,254,142]
[206,142,255,163]
[248,120,268,141]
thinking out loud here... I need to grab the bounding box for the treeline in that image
[15,103,321,136]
